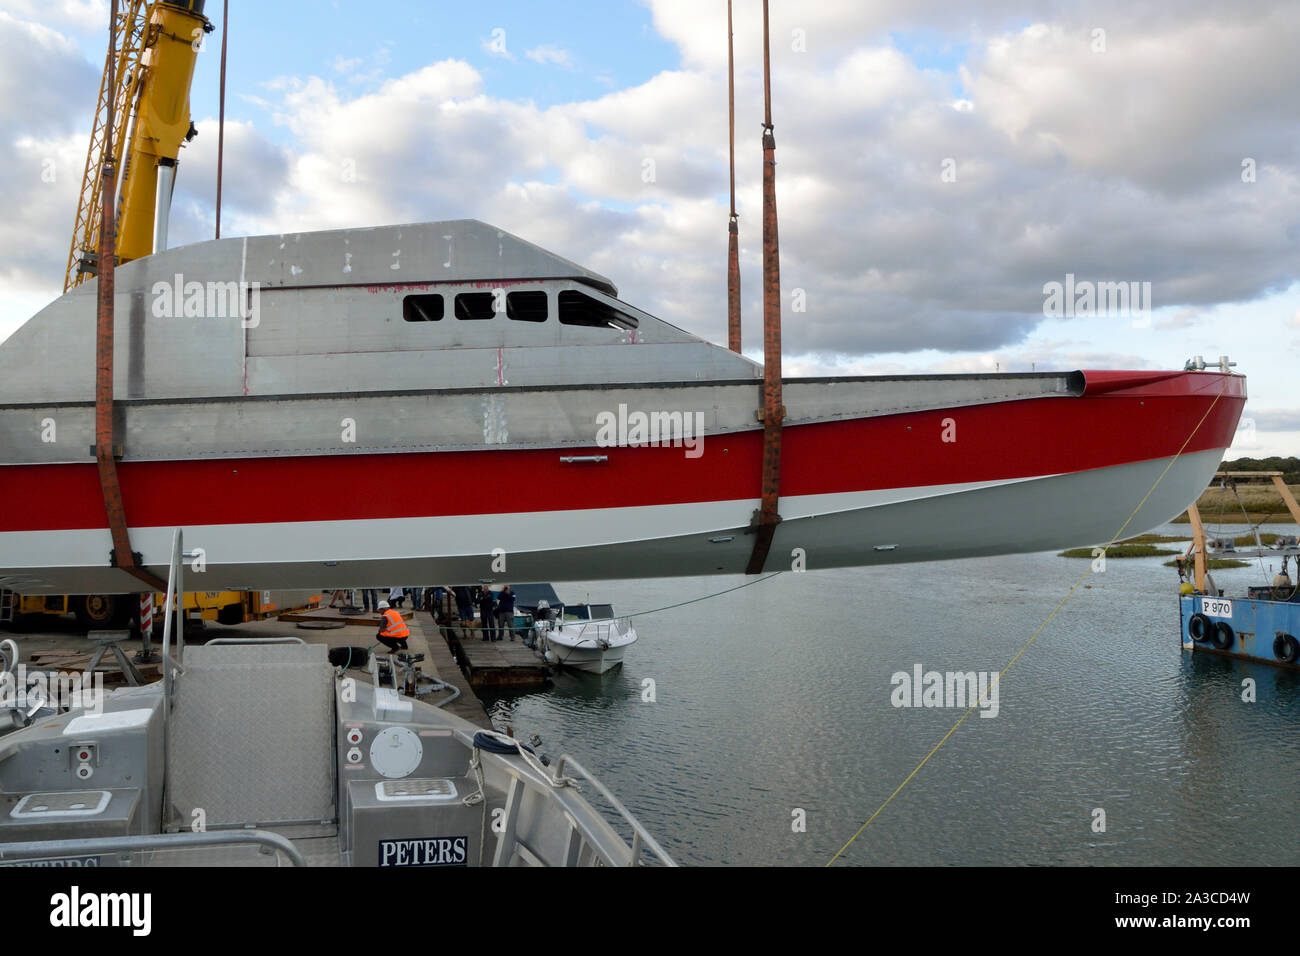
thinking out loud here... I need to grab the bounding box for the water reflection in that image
[479,524,1300,865]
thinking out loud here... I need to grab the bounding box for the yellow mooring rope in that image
[826,379,1230,866]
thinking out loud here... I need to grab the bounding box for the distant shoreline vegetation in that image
[1169,456,1300,525]
[1059,543,1181,559]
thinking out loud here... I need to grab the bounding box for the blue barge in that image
[1180,589,1300,668]
[1178,470,1300,669]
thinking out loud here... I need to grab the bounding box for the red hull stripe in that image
[0,373,1245,533]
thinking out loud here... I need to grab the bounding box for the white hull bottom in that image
[547,644,629,675]
[1,448,1225,594]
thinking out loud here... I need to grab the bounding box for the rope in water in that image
[623,571,784,618]
[826,379,1231,866]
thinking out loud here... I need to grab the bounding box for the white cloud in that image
[525,44,572,68]
[2,0,1299,381]
[966,11,1300,194]
[0,12,101,317]
[1156,308,1200,331]
[0,0,105,29]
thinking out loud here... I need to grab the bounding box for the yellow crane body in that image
[116,1,210,264]
[65,0,210,289]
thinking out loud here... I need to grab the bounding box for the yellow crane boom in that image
[64,0,211,291]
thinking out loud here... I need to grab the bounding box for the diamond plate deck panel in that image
[166,644,336,828]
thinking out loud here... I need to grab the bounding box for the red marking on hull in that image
[0,372,1245,533]
[354,278,537,296]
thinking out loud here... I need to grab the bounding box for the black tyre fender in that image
[1274,632,1300,664]
[1187,612,1214,644]
[1211,621,1235,651]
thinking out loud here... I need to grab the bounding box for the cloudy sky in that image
[1,0,1297,454]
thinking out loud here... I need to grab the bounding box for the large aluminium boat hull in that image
[0,221,1246,592]
[0,370,1244,592]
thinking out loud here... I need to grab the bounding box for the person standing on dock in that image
[375,600,410,652]
[454,586,473,623]
[476,587,497,642]
[497,585,516,640]
[362,588,378,613]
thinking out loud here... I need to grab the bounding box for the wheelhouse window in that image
[454,292,497,320]
[402,294,444,322]
[557,290,638,330]
[506,290,548,322]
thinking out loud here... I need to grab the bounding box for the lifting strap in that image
[745,0,784,575]
[94,13,166,595]
[726,0,741,355]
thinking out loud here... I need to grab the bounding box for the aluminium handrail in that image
[448,728,675,866]
[0,828,306,866]
[548,753,676,867]
[159,527,185,684]
[156,528,185,827]
[206,637,307,645]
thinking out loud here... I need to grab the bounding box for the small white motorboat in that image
[536,602,637,674]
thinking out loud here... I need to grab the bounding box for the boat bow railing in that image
[159,528,187,694]
[456,728,675,867]
[560,617,633,646]
[549,752,675,866]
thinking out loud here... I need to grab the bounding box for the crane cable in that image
[214,0,228,239]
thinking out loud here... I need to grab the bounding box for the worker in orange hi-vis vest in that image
[375,600,410,652]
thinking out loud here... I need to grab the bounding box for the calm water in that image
[483,522,1300,866]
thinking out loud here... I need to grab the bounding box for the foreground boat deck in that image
[3,612,493,728]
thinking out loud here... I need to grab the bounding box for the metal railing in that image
[206,637,306,646]
[554,617,633,647]
[549,753,675,867]
[0,829,306,867]
[451,727,673,866]
[159,527,186,686]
